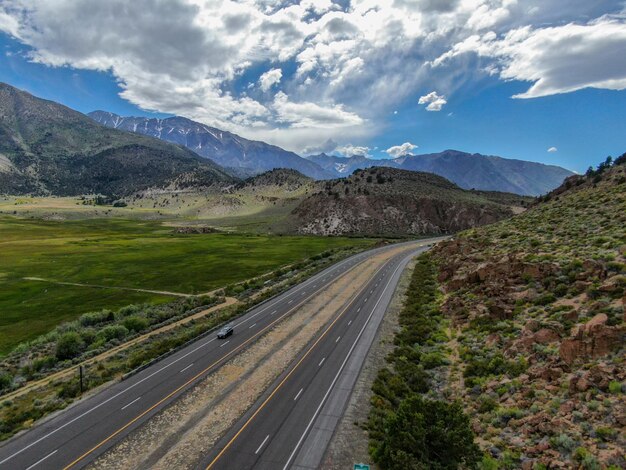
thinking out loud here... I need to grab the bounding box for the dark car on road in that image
[217,324,234,339]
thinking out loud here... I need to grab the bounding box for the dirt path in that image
[1,297,238,403]
[89,245,416,470]
[22,277,194,298]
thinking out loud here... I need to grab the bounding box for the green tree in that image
[55,332,84,360]
[372,395,480,470]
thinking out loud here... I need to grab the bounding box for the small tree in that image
[372,395,480,470]
[56,332,84,360]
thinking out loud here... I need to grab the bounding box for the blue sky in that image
[1,1,625,174]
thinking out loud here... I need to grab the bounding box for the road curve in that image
[200,246,426,470]
[0,239,436,470]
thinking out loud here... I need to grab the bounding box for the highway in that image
[201,245,426,470]
[0,240,434,470]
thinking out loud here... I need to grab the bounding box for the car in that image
[217,324,234,339]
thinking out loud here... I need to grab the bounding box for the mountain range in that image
[0,83,232,196]
[89,111,573,196]
[305,151,574,196]
[88,111,333,180]
[0,82,573,198]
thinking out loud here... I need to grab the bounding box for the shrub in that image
[97,325,129,343]
[595,426,616,441]
[371,396,480,470]
[608,381,622,394]
[79,310,114,327]
[478,396,497,413]
[0,371,13,391]
[122,316,149,333]
[479,455,499,470]
[550,433,576,453]
[55,332,85,360]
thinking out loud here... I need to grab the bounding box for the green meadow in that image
[0,216,372,355]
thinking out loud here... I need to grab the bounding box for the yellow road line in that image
[205,259,391,469]
[62,250,383,470]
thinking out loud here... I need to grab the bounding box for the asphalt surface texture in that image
[0,239,435,470]
[201,244,427,470]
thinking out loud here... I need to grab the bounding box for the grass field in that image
[0,216,372,355]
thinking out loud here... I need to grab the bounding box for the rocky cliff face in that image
[292,167,527,236]
[430,154,626,468]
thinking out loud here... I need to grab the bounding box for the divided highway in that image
[0,240,436,470]
[201,246,426,470]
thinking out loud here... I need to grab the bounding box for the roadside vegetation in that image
[0,215,372,354]
[0,244,371,441]
[429,153,626,468]
[367,254,481,469]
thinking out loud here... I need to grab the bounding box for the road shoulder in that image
[318,257,417,469]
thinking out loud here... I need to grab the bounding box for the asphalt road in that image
[0,240,432,470]
[200,245,427,470]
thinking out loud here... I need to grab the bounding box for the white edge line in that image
[0,244,417,466]
[282,253,411,470]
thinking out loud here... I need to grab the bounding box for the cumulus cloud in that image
[548,147,558,153]
[386,142,419,157]
[0,0,623,152]
[272,91,364,128]
[418,91,447,111]
[432,15,626,98]
[259,68,283,92]
[302,138,339,155]
[336,144,371,157]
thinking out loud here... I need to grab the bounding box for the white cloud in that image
[0,0,623,152]
[272,91,364,128]
[432,15,626,99]
[386,142,419,157]
[336,144,371,157]
[547,147,558,153]
[418,91,447,111]
[259,68,282,92]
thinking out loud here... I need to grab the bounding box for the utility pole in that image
[79,365,84,394]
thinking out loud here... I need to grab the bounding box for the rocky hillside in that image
[306,150,574,196]
[0,83,233,196]
[430,154,625,468]
[292,167,530,236]
[238,168,313,191]
[89,111,333,180]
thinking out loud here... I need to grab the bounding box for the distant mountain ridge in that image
[306,150,574,196]
[0,83,233,196]
[89,111,333,180]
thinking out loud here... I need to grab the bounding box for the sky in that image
[1,0,625,173]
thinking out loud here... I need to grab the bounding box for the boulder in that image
[559,315,624,365]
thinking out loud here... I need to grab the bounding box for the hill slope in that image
[291,167,530,236]
[427,154,626,468]
[89,111,333,180]
[306,150,574,196]
[0,83,233,196]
